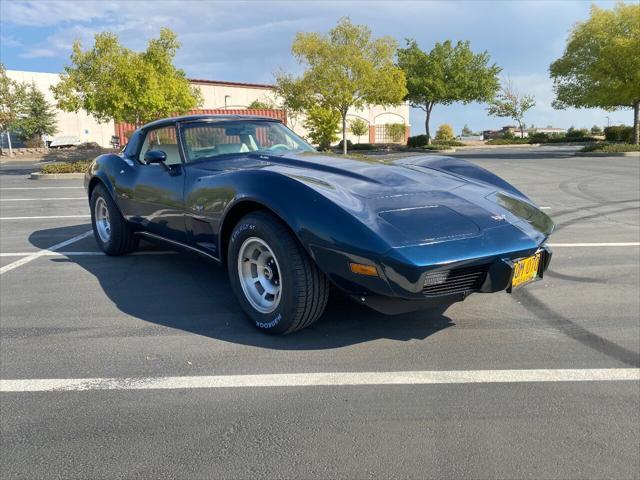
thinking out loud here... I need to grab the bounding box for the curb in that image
[405,147,456,153]
[30,172,85,180]
[574,151,639,157]
[455,143,542,150]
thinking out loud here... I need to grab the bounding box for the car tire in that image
[90,184,138,255]
[227,211,329,334]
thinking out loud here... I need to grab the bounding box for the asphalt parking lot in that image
[1,145,639,479]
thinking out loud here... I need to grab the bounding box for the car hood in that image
[206,151,554,247]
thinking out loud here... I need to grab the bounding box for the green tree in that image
[549,2,640,144]
[303,105,340,150]
[52,28,202,125]
[274,73,311,130]
[386,123,406,143]
[13,82,57,146]
[288,18,407,154]
[435,124,454,142]
[397,39,500,144]
[487,80,536,138]
[247,99,274,109]
[461,124,473,136]
[0,64,27,154]
[349,118,369,143]
[591,124,603,135]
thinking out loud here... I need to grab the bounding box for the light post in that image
[606,116,610,127]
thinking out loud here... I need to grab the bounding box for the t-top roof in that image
[142,114,281,129]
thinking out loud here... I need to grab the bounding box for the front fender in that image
[191,170,397,297]
[398,155,528,199]
[85,153,129,211]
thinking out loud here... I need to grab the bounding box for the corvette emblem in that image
[491,214,506,221]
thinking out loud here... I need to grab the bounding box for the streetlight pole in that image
[606,116,610,127]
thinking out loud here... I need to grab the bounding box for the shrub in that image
[407,134,429,147]
[580,143,640,153]
[24,136,43,148]
[435,124,454,141]
[434,139,465,147]
[421,144,455,150]
[528,132,549,143]
[545,135,596,143]
[247,99,274,109]
[350,143,375,150]
[76,142,101,150]
[566,127,589,139]
[337,139,353,150]
[486,137,529,145]
[41,160,91,174]
[407,134,464,148]
[604,125,633,143]
[304,106,340,150]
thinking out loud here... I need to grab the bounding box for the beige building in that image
[6,70,116,147]
[6,70,411,147]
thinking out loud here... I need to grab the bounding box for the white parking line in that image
[0,197,86,201]
[0,243,636,259]
[0,186,83,190]
[0,250,175,257]
[0,214,90,220]
[548,242,640,247]
[1,368,638,393]
[0,230,93,275]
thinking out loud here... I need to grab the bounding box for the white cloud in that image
[1,35,22,48]
[0,1,117,27]
[3,0,631,131]
[19,47,58,58]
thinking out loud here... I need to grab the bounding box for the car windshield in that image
[181,120,315,162]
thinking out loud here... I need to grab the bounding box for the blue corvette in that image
[85,115,554,334]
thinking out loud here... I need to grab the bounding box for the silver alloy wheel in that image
[237,237,282,314]
[94,197,111,243]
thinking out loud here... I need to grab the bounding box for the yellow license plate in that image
[511,253,542,288]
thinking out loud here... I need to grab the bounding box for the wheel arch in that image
[218,199,300,266]
[87,173,125,218]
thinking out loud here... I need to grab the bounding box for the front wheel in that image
[227,211,329,334]
[90,184,138,255]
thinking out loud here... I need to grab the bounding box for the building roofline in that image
[6,69,275,90]
[188,78,274,89]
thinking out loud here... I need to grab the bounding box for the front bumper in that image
[350,245,552,314]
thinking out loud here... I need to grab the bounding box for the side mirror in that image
[144,149,167,165]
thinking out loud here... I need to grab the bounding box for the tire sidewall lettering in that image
[256,313,282,329]
[231,223,255,244]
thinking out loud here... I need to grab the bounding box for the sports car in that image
[84,115,554,334]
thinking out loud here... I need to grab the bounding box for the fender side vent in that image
[422,265,488,296]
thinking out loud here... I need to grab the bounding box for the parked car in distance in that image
[85,115,554,334]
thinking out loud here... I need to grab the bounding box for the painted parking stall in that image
[1,150,639,479]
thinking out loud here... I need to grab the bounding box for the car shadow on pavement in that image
[29,225,454,350]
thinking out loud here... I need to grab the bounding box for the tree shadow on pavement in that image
[29,224,454,350]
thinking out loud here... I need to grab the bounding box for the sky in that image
[0,0,632,135]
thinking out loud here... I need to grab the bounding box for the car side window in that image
[139,126,182,166]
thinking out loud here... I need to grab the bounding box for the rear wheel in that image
[90,184,138,255]
[227,211,329,334]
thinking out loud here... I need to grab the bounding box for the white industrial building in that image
[5,70,411,148]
